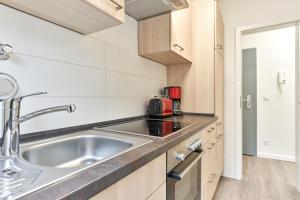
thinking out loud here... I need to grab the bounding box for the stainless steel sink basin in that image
[22,134,133,168]
[0,130,151,200]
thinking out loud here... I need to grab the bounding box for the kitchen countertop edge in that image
[18,114,217,200]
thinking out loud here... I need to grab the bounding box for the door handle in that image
[173,44,184,51]
[242,95,251,109]
[109,0,123,10]
[168,151,204,181]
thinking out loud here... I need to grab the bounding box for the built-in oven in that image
[167,132,203,200]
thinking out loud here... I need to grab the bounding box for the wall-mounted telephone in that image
[277,71,286,85]
[277,71,287,92]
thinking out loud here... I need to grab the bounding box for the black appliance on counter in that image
[147,97,173,118]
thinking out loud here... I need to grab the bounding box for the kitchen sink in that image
[0,130,151,200]
[22,134,133,168]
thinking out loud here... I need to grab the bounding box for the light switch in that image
[263,96,270,101]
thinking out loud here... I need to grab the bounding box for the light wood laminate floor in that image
[214,156,300,200]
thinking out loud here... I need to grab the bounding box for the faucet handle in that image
[16,92,47,102]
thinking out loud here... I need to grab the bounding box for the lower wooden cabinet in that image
[147,183,166,200]
[90,153,166,200]
[90,122,224,200]
[200,122,224,200]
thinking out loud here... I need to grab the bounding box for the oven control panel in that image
[167,132,202,172]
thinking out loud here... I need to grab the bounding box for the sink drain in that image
[1,169,17,176]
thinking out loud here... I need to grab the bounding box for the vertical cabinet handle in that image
[208,174,216,182]
[109,0,123,10]
[215,44,223,50]
[173,44,184,51]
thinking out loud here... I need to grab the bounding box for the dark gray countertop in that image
[18,114,217,200]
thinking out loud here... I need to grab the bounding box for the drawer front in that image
[147,183,166,200]
[90,154,166,200]
[217,135,224,176]
[201,123,217,145]
[201,137,216,185]
[201,177,211,200]
[216,121,223,138]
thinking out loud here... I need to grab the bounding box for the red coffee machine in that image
[164,86,182,116]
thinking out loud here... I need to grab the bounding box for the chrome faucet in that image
[0,92,76,157]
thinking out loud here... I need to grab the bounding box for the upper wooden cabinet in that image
[0,0,125,34]
[167,0,224,116]
[214,0,224,124]
[167,0,216,114]
[138,2,192,66]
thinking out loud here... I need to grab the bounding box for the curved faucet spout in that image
[1,99,76,157]
[18,104,76,124]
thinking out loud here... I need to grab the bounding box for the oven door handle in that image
[167,151,204,181]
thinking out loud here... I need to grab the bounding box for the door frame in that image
[235,19,300,185]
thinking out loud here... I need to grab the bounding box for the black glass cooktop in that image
[99,119,195,138]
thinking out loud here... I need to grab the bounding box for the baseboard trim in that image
[257,152,296,162]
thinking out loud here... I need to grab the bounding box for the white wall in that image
[221,0,300,178]
[0,5,167,134]
[242,26,296,162]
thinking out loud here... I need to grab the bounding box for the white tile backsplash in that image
[0,5,167,134]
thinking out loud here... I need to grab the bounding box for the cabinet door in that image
[217,134,224,176]
[201,138,217,200]
[1,0,125,34]
[168,0,215,113]
[214,0,225,123]
[147,183,166,200]
[90,154,166,200]
[210,140,219,199]
[171,0,192,61]
[191,0,215,113]
[201,178,211,200]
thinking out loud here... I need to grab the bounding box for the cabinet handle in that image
[210,127,215,131]
[217,122,222,126]
[109,0,123,10]
[217,134,223,139]
[207,142,216,149]
[173,44,184,51]
[208,174,216,182]
[215,44,223,50]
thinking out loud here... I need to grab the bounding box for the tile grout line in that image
[14,52,167,82]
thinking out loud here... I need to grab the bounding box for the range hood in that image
[125,0,189,20]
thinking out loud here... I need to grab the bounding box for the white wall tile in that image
[224,155,236,174]
[224,83,236,98]
[0,5,167,134]
[1,54,106,97]
[0,5,106,69]
[224,111,236,141]
[20,97,107,133]
[105,97,148,120]
[224,98,235,113]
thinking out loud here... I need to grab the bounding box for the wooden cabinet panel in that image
[214,0,225,124]
[1,0,125,34]
[171,0,192,61]
[201,139,214,185]
[201,177,211,200]
[147,183,166,200]
[217,135,224,176]
[138,5,192,66]
[90,154,166,200]
[168,0,215,114]
[201,136,217,200]
[138,13,171,55]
